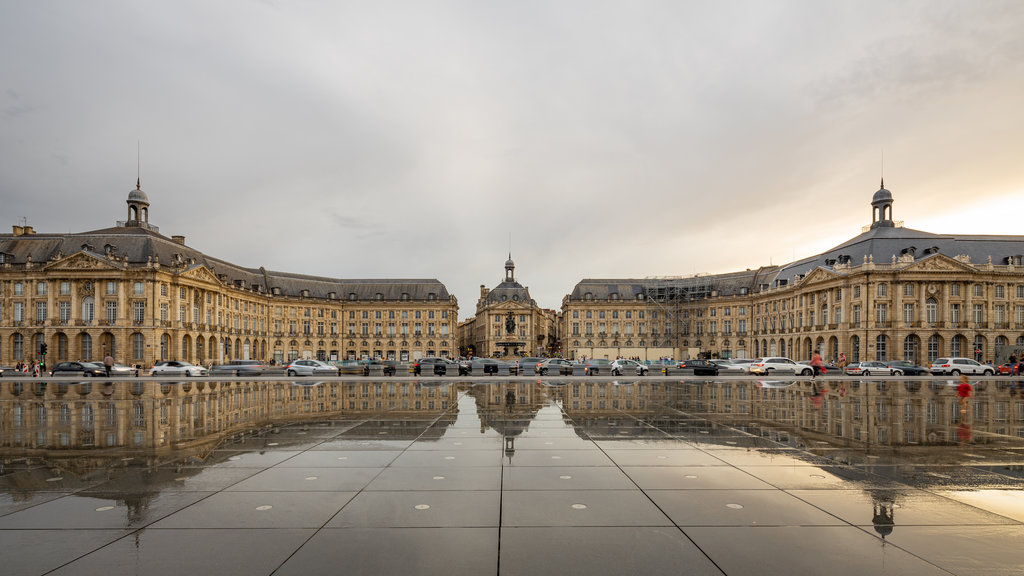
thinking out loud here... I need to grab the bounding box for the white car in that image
[150,360,208,377]
[284,359,339,376]
[748,357,813,376]
[610,359,649,376]
[929,357,994,376]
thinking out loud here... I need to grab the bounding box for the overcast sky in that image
[3,1,1023,317]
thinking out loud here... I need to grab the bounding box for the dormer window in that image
[375,293,383,301]
[428,293,436,300]
[401,292,410,301]
[349,293,357,301]
[610,293,619,300]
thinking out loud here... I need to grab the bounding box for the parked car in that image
[749,357,812,376]
[50,361,106,377]
[337,360,368,375]
[929,357,995,376]
[676,359,720,376]
[583,358,613,375]
[610,359,649,376]
[710,359,746,374]
[210,360,268,376]
[843,361,897,376]
[886,360,929,376]
[283,359,339,377]
[150,360,208,377]
[536,358,574,376]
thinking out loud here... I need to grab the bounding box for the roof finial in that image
[880,148,884,189]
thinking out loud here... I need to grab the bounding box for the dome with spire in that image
[128,179,149,204]
[872,179,892,206]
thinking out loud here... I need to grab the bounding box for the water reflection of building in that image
[0,380,458,453]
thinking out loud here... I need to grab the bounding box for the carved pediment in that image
[902,253,976,274]
[44,251,121,271]
[799,267,840,285]
[179,265,221,284]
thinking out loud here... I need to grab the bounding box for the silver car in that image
[284,359,339,376]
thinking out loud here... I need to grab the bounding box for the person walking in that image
[103,354,114,377]
[810,352,824,379]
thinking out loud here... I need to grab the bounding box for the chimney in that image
[172,235,186,245]
[12,225,23,236]
[480,284,489,298]
[23,226,34,234]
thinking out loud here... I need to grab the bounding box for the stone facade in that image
[457,257,557,358]
[0,182,458,368]
[562,184,1024,364]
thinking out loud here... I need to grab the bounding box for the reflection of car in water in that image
[283,359,339,377]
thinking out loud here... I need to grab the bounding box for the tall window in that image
[949,303,960,324]
[82,297,95,323]
[926,299,938,323]
[973,304,984,324]
[875,303,888,324]
[877,283,887,297]
[132,333,145,359]
[903,303,914,325]
[81,333,92,360]
[927,335,940,363]
[952,335,964,357]
[105,301,117,323]
[903,283,914,297]
[133,281,144,295]
[875,335,887,361]
[13,333,23,360]
[36,301,47,322]
[950,284,961,296]
[37,282,47,295]
[851,335,860,363]
[106,281,117,295]
[133,301,146,324]
[13,302,24,323]
[59,301,71,323]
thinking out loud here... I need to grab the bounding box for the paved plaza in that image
[2,376,1023,575]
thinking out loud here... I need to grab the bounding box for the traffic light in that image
[40,343,47,355]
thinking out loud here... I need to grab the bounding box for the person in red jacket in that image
[957,375,972,414]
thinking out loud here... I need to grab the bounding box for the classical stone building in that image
[0,181,458,368]
[563,183,1024,364]
[457,256,557,358]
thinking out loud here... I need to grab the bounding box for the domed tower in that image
[505,254,515,282]
[126,178,150,227]
[870,178,894,229]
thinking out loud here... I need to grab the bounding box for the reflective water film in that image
[2,376,1023,575]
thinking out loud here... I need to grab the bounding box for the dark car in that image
[468,358,513,375]
[515,357,545,375]
[885,360,929,376]
[583,358,612,375]
[676,359,720,376]
[414,357,458,376]
[537,358,574,376]
[210,360,268,376]
[50,361,106,377]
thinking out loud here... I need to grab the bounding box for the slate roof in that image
[0,224,450,301]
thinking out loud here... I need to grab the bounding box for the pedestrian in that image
[957,375,972,415]
[810,352,824,379]
[103,354,114,377]
[837,353,847,368]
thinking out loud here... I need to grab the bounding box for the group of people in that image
[13,361,45,376]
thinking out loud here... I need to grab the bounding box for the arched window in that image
[160,334,169,361]
[851,335,860,363]
[12,333,24,360]
[57,332,68,361]
[952,335,965,357]
[82,297,95,323]
[973,335,985,361]
[926,298,938,324]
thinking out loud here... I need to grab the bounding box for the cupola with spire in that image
[126,178,151,227]
[870,178,894,229]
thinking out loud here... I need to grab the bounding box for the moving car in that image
[414,357,459,376]
[515,357,545,375]
[468,357,513,375]
[109,363,140,376]
[676,359,720,376]
[929,357,995,376]
[210,360,268,377]
[583,358,612,375]
[610,359,649,376]
[727,358,758,373]
[886,360,929,376]
[283,359,339,376]
[150,360,208,377]
[748,357,812,376]
[710,359,746,374]
[536,358,574,376]
[50,361,106,377]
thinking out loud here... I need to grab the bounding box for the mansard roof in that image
[0,225,451,301]
[766,225,1024,288]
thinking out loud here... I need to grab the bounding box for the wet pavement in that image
[2,376,1023,575]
